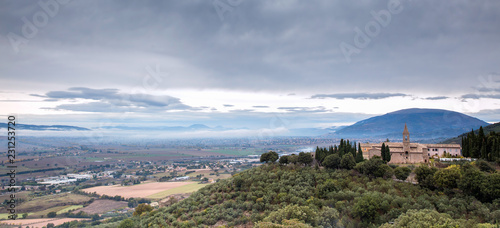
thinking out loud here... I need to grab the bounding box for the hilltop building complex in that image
[360,124,461,163]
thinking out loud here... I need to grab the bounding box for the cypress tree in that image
[356,143,364,163]
[346,140,352,156]
[495,137,498,160]
[339,140,344,157]
[315,146,320,162]
[478,126,485,141]
[480,143,487,160]
[496,137,500,160]
[487,137,494,161]
[470,130,480,158]
[381,143,386,161]
[386,145,391,162]
[351,141,357,157]
[461,136,468,157]
[489,138,495,161]
[469,137,474,158]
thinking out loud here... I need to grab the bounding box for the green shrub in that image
[394,166,411,181]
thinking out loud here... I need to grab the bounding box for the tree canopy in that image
[260,151,279,163]
[462,127,500,161]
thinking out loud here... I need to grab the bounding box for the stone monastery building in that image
[360,124,461,163]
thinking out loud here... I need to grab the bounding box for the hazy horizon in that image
[2,1,500,138]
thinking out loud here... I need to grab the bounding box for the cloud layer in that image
[35,87,192,112]
[310,93,408,100]
[1,1,500,94]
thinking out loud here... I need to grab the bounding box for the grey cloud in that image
[310,93,408,100]
[423,96,449,100]
[253,106,269,108]
[229,109,255,113]
[47,102,116,112]
[46,87,118,100]
[30,94,47,98]
[39,87,192,112]
[47,102,192,113]
[466,109,500,123]
[223,104,234,107]
[476,88,500,93]
[461,94,500,100]
[277,106,330,113]
[0,99,40,102]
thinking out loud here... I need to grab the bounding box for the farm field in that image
[207,149,258,156]
[16,193,92,213]
[74,200,127,215]
[118,148,231,157]
[28,205,68,218]
[184,169,231,177]
[57,205,84,214]
[0,191,30,205]
[83,181,194,199]
[0,218,89,228]
[148,182,210,199]
[0,212,33,219]
[0,165,33,174]
[154,169,233,181]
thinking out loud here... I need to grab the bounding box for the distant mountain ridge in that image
[0,123,89,131]
[328,108,488,142]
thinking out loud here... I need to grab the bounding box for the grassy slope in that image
[57,205,84,214]
[0,213,34,220]
[147,183,211,199]
[17,192,91,213]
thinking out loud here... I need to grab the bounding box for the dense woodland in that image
[131,139,500,228]
[462,126,500,161]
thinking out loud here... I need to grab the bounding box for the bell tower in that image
[403,123,410,143]
[403,124,410,162]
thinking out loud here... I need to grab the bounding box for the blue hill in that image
[0,123,89,131]
[329,108,488,142]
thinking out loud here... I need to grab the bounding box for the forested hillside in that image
[461,126,500,161]
[441,122,500,144]
[134,160,499,227]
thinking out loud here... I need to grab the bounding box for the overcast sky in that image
[1,0,500,137]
